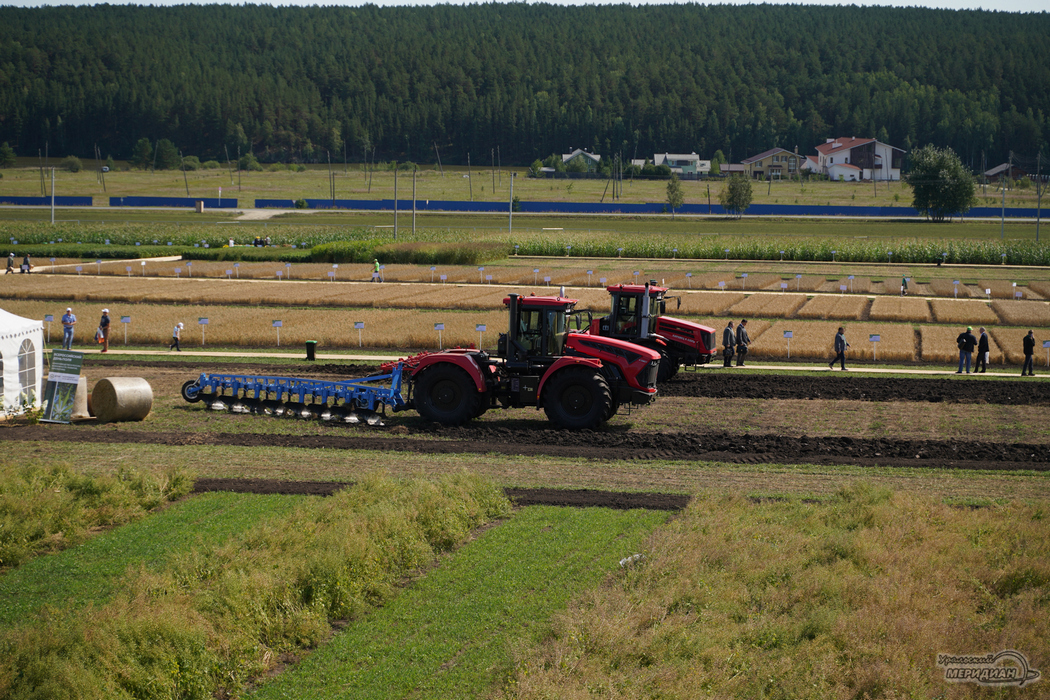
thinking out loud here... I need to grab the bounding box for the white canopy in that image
[0,307,44,413]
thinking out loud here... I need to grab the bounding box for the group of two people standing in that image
[721,319,750,367]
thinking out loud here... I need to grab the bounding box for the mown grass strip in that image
[0,492,306,629]
[246,505,670,700]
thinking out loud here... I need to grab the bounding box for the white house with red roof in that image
[815,137,905,181]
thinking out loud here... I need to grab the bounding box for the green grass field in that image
[3,161,1045,211]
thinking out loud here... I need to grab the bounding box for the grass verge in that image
[500,483,1050,699]
[0,462,192,569]
[246,505,670,700]
[0,472,510,699]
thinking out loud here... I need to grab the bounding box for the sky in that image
[2,0,1046,10]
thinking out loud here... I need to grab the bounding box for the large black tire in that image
[656,351,680,382]
[543,367,612,429]
[181,380,203,403]
[414,365,481,426]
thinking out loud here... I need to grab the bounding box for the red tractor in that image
[590,282,716,381]
[402,293,660,429]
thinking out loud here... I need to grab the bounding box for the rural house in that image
[561,148,601,172]
[652,153,711,176]
[740,147,803,179]
[815,137,905,181]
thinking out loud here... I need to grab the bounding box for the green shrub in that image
[61,156,82,173]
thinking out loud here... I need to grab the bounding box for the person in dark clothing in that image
[722,321,735,368]
[735,319,750,366]
[974,327,990,373]
[21,253,30,273]
[5,253,13,274]
[829,327,849,370]
[900,275,908,296]
[956,326,977,374]
[1022,330,1036,376]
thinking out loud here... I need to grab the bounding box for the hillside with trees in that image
[0,3,1046,168]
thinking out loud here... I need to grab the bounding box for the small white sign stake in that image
[870,334,881,361]
[435,322,445,349]
[273,320,282,346]
[355,321,364,347]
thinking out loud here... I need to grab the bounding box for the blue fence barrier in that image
[0,195,94,206]
[254,198,1041,219]
[109,196,238,208]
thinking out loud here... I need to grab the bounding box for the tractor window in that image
[615,295,637,333]
[547,309,567,355]
[518,308,543,354]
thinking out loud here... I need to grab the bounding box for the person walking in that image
[169,322,184,352]
[21,253,30,273]
[372,258,381,282]
[900,275,908,296]
[975,327,990,373]
[5,253,13,274]
[1022,330,1036,376]
[61,307,76,350]
[735,319,751,367]
[99,308,111,353]
[722,321,735,368]
[956,325,977,374]
[830,326,850,370]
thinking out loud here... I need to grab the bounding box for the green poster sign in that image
[41,350,84,424]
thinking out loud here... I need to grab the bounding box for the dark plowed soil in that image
[6,424,1046,471]
[660,373,1050,405]
[94,359,1050,405]
[191,478,691,510]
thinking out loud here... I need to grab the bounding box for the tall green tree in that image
[905,145,976,222]
[666,173,684,219]
[719,176,752,218]
[154,139,180,170]
[130,138,153,169]
[0,142,15,168]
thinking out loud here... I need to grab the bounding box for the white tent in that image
[0,307,44,414]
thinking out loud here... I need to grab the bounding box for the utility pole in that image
[467,152,473,201]
[509,172,515,236]
[180,151,189,196]
[50,168,55,224]
[433,142,443,176]
[412,166,417,238]
[393,161,398,240]
[1036,152,1043,243]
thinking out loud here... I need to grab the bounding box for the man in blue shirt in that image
[61,307,76,349]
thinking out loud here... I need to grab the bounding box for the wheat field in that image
[747,320,917,362]
[795,295,869,320]
[990,300,1050,327]
[928,299,1000,325]
[919,325,1006,364]
[868,297,932,323]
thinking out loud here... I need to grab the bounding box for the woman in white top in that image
[170,322,184,351]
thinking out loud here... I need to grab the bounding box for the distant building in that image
[561,148,601,172]
[984,163,1028,180]
[719,164,747,176]
[740,147,803,179]
[815,137,904,181]
[653,153,710,176]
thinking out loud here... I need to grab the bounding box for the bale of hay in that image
[91,377,153,422]
[71,376,91,420]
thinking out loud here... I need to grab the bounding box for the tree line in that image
[0,3,1046,170]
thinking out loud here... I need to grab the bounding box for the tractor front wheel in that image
[543,368,612,429]
[414,365,480,426]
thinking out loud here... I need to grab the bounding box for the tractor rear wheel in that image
[656,351,680,382]
[181,380,203,403]
[543,367,612,429]
[414,365,480,426]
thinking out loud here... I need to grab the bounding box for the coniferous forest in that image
[0,3,1046,168]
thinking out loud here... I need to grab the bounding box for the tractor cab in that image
[498,293,587,363]
[599,282,670,340]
